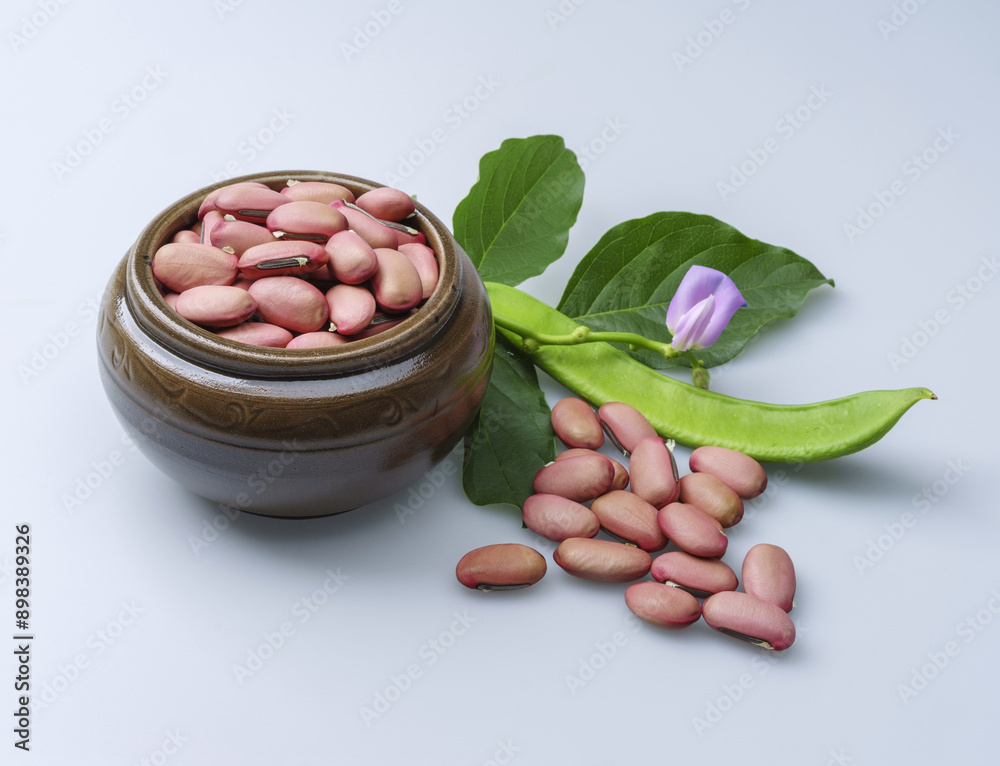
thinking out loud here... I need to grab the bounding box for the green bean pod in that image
[485,282,935,463]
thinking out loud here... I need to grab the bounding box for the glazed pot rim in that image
[126,170,463,379]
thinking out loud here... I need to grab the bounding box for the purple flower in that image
[666,266,746,352]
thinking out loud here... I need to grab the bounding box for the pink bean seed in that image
[624,581,702,629]
[590,490,667,551]
[171,229,201,244]
[198,181,269,219]
[266,200,348,242]
[650,551,739,598]
[628,436,679,508]
[151,242,238,293]
[324,230,379,284]
[551,397,604,450]
[209,219,276,256]
[216,322,293,348]
[238,240,328,279]
[325,283,377,336]
[656,502,728,559]
[354,187,416,221]
[370,248,423,312]
[397,243,439,300]
[702,591,796,651]
[598,402,658,455]
[532,453,615,503]
[214,186,289,223]
[285,332,350,349]
[247,276,329,333]
[280,181,355,204]
[200,210,224,246]
[521,493,600,542]
[330,200,398,249]
[174,285,257,328]
[689,446,768,499]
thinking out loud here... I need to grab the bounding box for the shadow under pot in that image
[97,170,494,519]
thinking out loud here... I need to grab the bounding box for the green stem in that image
[493,313,681,360]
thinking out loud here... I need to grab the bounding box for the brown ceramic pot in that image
[97,170,493,518]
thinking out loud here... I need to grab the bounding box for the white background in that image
[3,1,999,764]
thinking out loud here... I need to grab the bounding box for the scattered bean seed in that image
[456,544,547,591]
[590,490,666,552]
[624,581,702,629]
[742,543,796,612]
[522,494,600,542]
[628,436,680,508]
[553,538,652,583]
[551,397,604,450]
[677,472,744,528]
[533,453,615,503]
[598,401,658,456]
[701,591,796,651]
[650,551,739,598]
[656,502,728,558]
[689,446,768,499]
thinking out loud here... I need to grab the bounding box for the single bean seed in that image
[370,248,424,312]
[174,285,257,328]
[342,200,419,236]
[557,448,629,491]
[280,180,355,204]
[285,331,350,349]
[650,551,739,598]
[598,401,658,456]
[172,229,201,244]
[689,446,768,499]
[456,544,546,591]
[214,186,289,223]
[200,210,224,246]
[742,543,796,612]
[701,591,796,651]
[522,493,600,542]
[355,186,416,221]
[266,200,348,241]
[656,502,728,558]
[677,472,744,527]
[151,242,238,292]
[551,397,604,450]
[330,200,398,249]
[208,219,276,256]
[590,490,666,552]
[198,181,269,218]
[486,282,935,463]
[324,230,379,284]
[247,276,330,333]
[325,283,377,336]
[216,321,293,348]
[624,581,702,629]
[629,436,680,508]
[238,241,328,279]
[397,243,439,300]
[532,453,615,503]
[553,538,651,583]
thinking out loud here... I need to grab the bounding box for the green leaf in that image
[556,212,834,369]
[453,135,584,286]
[462,335,557,509]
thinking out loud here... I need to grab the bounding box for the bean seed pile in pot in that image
[150,181,439,349]
[456,399,798,652]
